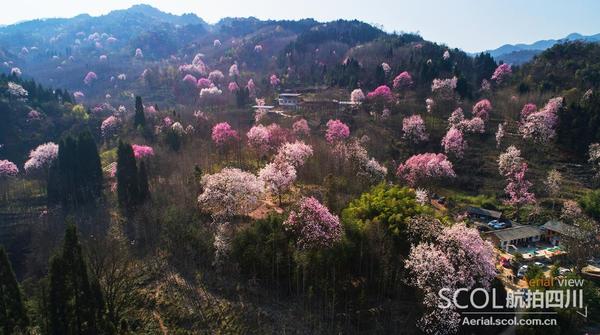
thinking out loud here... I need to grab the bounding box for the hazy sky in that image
[1,0,600,52]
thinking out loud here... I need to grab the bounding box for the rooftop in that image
[541,220,582,238]
[467,206,502,219]
[488,225,542,242]
[278,93,302,97]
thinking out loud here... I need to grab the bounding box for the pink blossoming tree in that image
[284,197,342,249]
[24,142,59,173]
[366,85,393,102]
[491,63,512,83]
[441,127,466,158]
[472,99,492,121]
[258,161,297,205]
[292,118,310,137]
[393,71,413,90]
[212,122,239,146]
[396,153,456,187]
[402,115,429,143]
[274,141,314,168]
[197,167,264,219]
[325,119,350,143]
[247,125,272,157]
[132,145,154,159]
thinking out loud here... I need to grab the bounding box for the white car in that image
[558,267,572,276]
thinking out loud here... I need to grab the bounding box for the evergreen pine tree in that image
[137,161,150,203]
[76,131,103,201]
[0,246,29,334]
[48,225,100,335]
[117,141,139,215]
[374,64,386,86]
[54,132,103,208]
[57,136,78,207]
[134,96,146,128]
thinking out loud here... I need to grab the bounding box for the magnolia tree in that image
[258,161,297,205]
[402,115,429,144]
[284,196,342,249]
[229,64,240,78]
[393,71,413,90]
[366,85,393,102]
[208,70,224,83]
[325,119,350,143]
[431,77,457,100]
[197,167,264,219]
[472,99,492,121]
[498,146,535,210]
[274,141,314,168]
[425,98,434,113]
[212,122,239,146]
[491,63,512,83]
[24,142,59,173]
[269,74,280,87]
[441,127,466,158]
[519,97,562,144]
[447,108,484,134]
[0,160,19,178]
[84,71,97,85]
[350,89,365,103]
[292,118,310,136]
[521,103,537,120]
[396,153,456,187]
[405,223,495,334]
[246,79,256,97]
[247,124,272,157]
[495,123,506,148]
[101,116,120,140]
[197,78,212,89]
[131,145,154,159]
[504,166,536,208]
[498,145,524,177]
[0,159,19,201]
[266,124,291,148]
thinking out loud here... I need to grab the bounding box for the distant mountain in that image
[486,32,600,65]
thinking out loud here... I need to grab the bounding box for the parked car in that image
[488,220,511,229]
[558,267,572,276]
[533,261,546,268]
[487,220,500,227]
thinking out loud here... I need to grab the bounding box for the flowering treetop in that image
[0,160,19,177]
[472,99,492,121]
[393,71,413,90]
[197,167,265,218]
[212,122,239,146]
[396,153,456,187]
[491,63,512,83]
[325,119,350,143]
[274,141,314,168]
[366,85,393,102]
[24,142,59,172]
[284,196,342,249]
[402,115,429,143]
[292,118,310,136]
[132,145,154,159]
[350,89,365,103]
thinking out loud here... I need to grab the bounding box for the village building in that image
[277,93,302,107]
[541,220,582,246]
[486,225,542,251]
[467,206,502,222]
